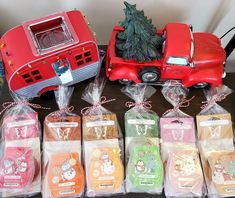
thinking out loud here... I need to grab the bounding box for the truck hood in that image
[193,33,226,64]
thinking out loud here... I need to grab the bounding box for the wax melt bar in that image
[208,151,235,196]
[47,153,84,197]
[165,149,204,196]
[127,145,163,191]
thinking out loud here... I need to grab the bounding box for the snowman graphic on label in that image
[212,160,225,184]
[61,160,76,181]
[101,153,115,175]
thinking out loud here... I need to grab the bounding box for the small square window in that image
[25,78,33,83]
[22,73,30,79]
[34,75,42,80]
[75,54,83,60]
[32,70,40,75]
[77,60,84,66]
[85,57,92,63]
[84,51,91,57]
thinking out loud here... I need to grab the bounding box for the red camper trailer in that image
[0,10,100,97]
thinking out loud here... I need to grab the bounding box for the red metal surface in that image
[106,23,226,87]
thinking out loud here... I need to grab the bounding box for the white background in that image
[0,0,234,72]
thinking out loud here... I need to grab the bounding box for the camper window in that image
[29,17,74,54]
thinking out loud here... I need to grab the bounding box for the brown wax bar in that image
[82,113,119,141]
[44,115,81,141]
[196,113,233,141]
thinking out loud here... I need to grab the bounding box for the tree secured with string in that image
[116,1,164,63]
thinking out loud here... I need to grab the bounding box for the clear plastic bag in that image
[196,85,235,197]
[43,86,85,198]
[160,81,204,197]
[121,84,163,194]
[0,94,44,197]
[81,78,124,197]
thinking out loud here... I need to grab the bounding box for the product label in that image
[44,116,81,141]
[125,112,159,138]
[3,113,39,140]
[48,122,78,128]
[83,114,119,141]
[86,120,115,127]
[127,119,156,125]
[160,117,195,143]
[196,113,233,141]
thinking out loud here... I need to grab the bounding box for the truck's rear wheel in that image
[139,67,160,83]
[118,78,132,85]
[193,82,209,89]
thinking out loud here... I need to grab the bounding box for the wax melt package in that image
[0,94,42,197]
[160,81,204,197]
[43,86,85,198]
[196,85,235,197]
[121,84,163,194]
[81,78,124,197]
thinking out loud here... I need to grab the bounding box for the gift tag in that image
[208,151,235,196]
[160,117,195,143]
[47,153,84,197]
[127,145,163,190]
[44,116,81,141]
[88,147,123,192]
[0,147,35,189]
[83,114,119,141]
[196,113,233,141]
[166,149,203,195]
[125,112,159,138]
[3,112,39,140]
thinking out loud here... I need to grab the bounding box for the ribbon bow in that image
[81,96,115,116]
[125,101,152,109]
[0,101,50,116]
[201,94,227,109]
[163,96,195,116]
[50,106,74,117]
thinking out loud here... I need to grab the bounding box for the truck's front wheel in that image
[193,82,209,89]
[118,78,133,85]
[139,67,160,83]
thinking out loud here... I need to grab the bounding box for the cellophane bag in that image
[0,94,42,197]
[81,78,124,197]
[196,85,235,197]
[160,81,204,197]
[43,86,85,198]
[121,84,163,194]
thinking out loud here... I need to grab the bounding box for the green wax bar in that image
[127,145,163,190]
[125,111,159,137]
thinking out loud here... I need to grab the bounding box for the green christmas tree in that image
[116,1,164,63]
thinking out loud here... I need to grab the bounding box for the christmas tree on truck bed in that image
[116,1,164,63]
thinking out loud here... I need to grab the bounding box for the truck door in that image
[162,56,191,79]
[52,58,74,84]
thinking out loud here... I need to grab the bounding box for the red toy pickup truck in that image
[106,23,226,88]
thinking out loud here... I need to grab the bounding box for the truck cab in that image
[106,23,226,88]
